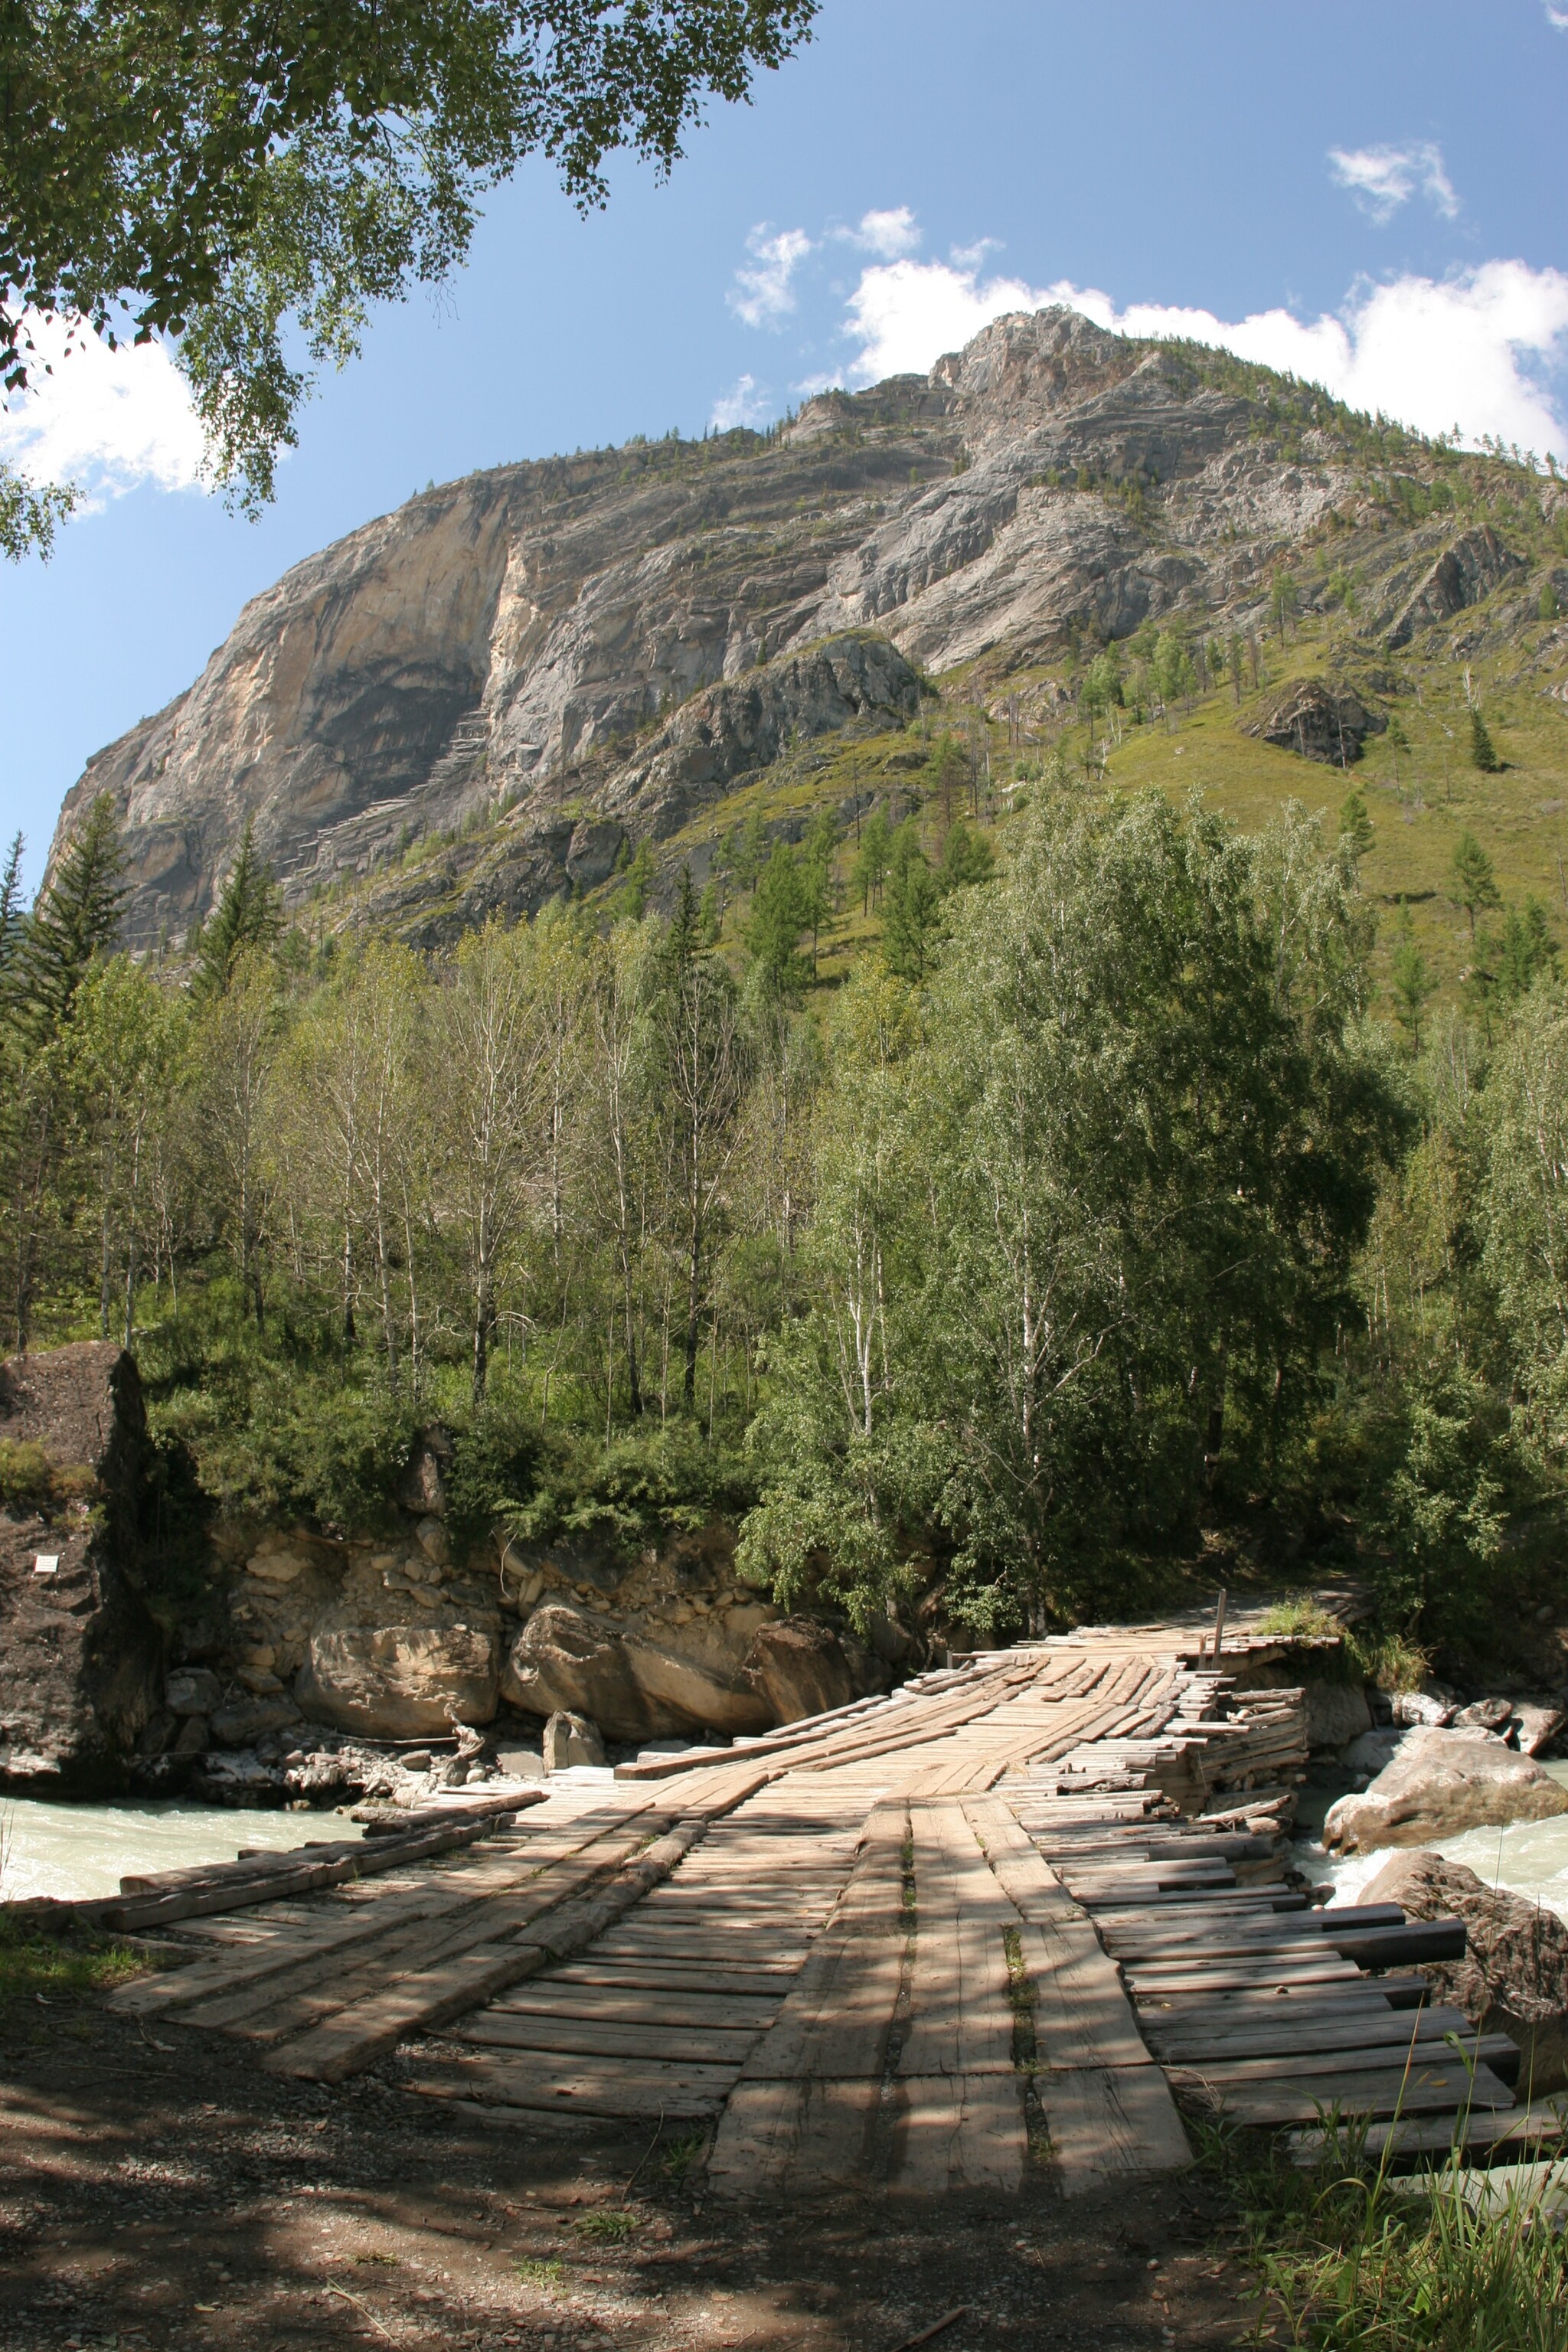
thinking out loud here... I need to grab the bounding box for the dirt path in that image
[0,1989,1252,2352]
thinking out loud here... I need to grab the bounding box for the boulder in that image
[165,1667,223,1717]
[211,1696,303,1748]
[1324,1725,1568,1854]
[543,1710,606,1769]
[1339,1726,1406,1785]
[745,1617,855,1726]
[1305,1677,1372,1752]
[296,1623,499,1738]
[0,1344,165,1792]
[1511,1701,1565,1758]
[1391,1686,1456,1728]
[500,1603,772,1742]
[1363,1850,1568,2095]
[1452,1696,1513,1731]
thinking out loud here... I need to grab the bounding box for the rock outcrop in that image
[745,1617,856,1725]
[1323,1725,1568,1854]
[0,1344,164,1792]
[49,303,1562,951]
[500,1602,773,1743]
[295,1623,499,1738]
[1362,1850,1568,2094]
[1243,677,1385,765]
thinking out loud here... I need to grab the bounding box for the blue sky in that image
[5,0,1568,893]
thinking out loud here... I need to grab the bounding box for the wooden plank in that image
[734,1806,910,2082]
[1126,1957,1367,1994]
[1292,2106,1566,2167]
[554,1961,799,1994]
[1143,2003,1476,2062]
[707,2077,882,2197]
[409,2052,730,2118]
[187,1824,657,2038]
[897,1800,1018,2079]
[489,1984,781,2027]
[1034,2064,1194,2194]
[891,2073,1026,2195]
[456,2013,762,2064]
[1019,1918,1152,2073]
[1168,2059,1517,2125]
[1165,2034,1520,2086]
[263,1818,705,2082]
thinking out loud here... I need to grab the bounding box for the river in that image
[0,1797,363,1903]
[1298,1760,1568,1920]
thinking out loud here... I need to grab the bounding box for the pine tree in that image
[619,838,655,920]
[21,792,126,1027]
[664,862,703,978]
[1390,903,1435,1052]
[1338,789,1374,863]
[743,845,809,995]
[937,818,995,893]
[851,808,892,913]
[1495,898,1557,1004]
[194,820,283,995]
[1451,830,1501,939]
[1468,707,1501,774]
[0,831,25,1011]
[881,822,941,983]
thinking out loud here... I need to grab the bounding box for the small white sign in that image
[33,1554,58,1576]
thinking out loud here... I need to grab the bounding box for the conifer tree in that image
[619,838,655,921]
[1451,830,1502,939]
[881,822,941,983]
[1390,902,1435,1050]
[0,832,25,1010]
[937,818,995,894]
[851,808,892,913]
[194,820,282,996]
[1338,789,1374,863]
[21,792,126,1027]
[1468,707,1501,773]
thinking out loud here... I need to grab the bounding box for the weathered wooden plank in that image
[488,1984,781,2027]
[456,2013,762,2064]
[263,1818,706,2082]
[1143,2002,1476,2062]
[555,1960,799,1994]
[1169,2059,1517,2125]
[1018,1918,1152,2073]
[410,2053,730,2119]
[1291,2105,1566,2167]
[1034,2064,1193,2193]
[707,2077,883,2197]
[891,2073,1026,2195]
[733,1805,910,2082]
[1165,2033,1521,2086]
[897,1800,1018,2079]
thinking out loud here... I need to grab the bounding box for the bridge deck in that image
[104,1635,1566,2191]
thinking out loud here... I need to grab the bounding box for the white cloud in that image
[710,373,773,431]
[1328,141,1459,223]
[844,257,1062,381]
[728,226,815,328]
[1547,5,1568,28]
[951,237,1003,271]
[0,310,205,502]
[835,249,1568,463]
[845,207,921,260]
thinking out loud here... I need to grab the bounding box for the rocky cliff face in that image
[51,305,1566,946]
[0,1344,164,1792]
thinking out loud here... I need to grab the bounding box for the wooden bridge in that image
[105,1628,1565,2195]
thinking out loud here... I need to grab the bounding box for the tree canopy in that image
[1,0,817,547]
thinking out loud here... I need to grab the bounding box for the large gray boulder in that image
[296,1622,498,1737]
[1324,1725,1568,1854]
[500,1602,773,1743]
[744,1617,855,1725]
[1305,1677,1371,1752]
[1363,1850,1568,2095]
[0,1344,164,1792]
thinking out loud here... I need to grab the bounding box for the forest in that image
[2,760,1566,1668]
